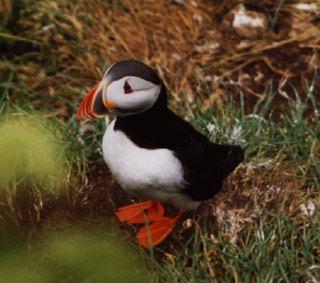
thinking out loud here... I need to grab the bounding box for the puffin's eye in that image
[123,81,133,94]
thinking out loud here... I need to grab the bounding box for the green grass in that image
[157,213,320,282]
[1,70,320,281]
[188,90,319,187]
[153,91,320,282]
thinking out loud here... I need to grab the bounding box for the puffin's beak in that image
[77,83,116,120]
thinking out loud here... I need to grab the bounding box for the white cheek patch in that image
[123,88,158,109]
[106,76,161,114]
[127,76,155,91]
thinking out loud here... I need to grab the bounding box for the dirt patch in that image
[2,161,304,243]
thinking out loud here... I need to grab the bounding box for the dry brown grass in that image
[1,0,319,112]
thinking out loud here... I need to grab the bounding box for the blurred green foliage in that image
[0,229,152,282]
[0,113,69,193]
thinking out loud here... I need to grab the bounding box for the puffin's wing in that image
[165,110,244,201]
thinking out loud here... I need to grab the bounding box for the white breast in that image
[102,120,188,200]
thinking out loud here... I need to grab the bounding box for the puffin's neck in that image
[114,85,168,132]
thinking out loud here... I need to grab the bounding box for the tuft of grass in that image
[157,212,320,282]
[0,98,89,231]
[186,90,320,189]
[0,113,70,193]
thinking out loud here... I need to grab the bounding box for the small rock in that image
[193,14,203,23]
[293,3,318,11]
[182,218,193,229]
[222,4,268,39]
[206,122,217,135]
[299,201,316,217]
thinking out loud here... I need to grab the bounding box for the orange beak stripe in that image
[77,84,100,120]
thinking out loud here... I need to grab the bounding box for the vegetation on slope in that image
[0,0,319,282]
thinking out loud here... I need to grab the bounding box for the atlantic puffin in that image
[77,60,244,248]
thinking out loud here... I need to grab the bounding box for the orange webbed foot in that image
[115,200,165,224]
[137,212,182,248]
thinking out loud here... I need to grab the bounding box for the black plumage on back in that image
[114,86,244,202]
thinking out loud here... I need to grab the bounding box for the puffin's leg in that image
[137,211,182,248]
[115,200,165,224]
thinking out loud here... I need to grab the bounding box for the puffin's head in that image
[77,60,163,120]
